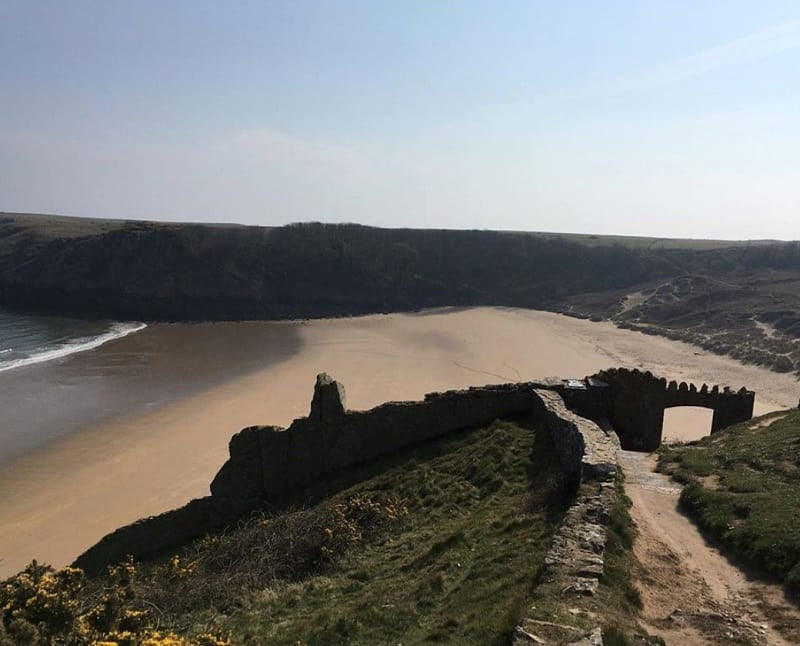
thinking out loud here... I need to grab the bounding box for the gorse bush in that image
[136,492,408,615]
[0,560,229,645]
[0,492,407,644]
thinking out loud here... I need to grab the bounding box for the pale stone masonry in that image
[531,389,618,487]
[514,390,620,646]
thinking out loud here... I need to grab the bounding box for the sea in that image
[0,308,146,373]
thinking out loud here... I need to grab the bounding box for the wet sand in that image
[0,321,302,460]
[1,307,797,576]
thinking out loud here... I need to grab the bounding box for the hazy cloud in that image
[584,19,800,99]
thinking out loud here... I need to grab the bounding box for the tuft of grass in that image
[658,409,800,590]
[601,481,643,614]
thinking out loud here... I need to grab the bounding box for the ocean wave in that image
[0,322,147,373]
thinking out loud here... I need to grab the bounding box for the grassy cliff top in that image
[2,211,774,250]
[3,211,799,375]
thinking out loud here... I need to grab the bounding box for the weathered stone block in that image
[258,426,291,495]
[210,426,265,498]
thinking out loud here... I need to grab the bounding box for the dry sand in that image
[1,307,798,577]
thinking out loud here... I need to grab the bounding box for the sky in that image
[1,1,799,240]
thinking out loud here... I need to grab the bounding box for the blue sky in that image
[1,1,798,239]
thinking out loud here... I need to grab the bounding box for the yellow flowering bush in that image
[94,630,230,646]
[0,493,404,644]
[320,494,409,560]
[0,559,229,645]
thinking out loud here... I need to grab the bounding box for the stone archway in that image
[593,369,756,451]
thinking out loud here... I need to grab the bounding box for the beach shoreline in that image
[0,320,147,375]
[0,320,303,463]
[1,307,797,577]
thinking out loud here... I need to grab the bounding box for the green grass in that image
[4,212,756,250]
[658,409,800,590]
[42,419,560,645]
[1,420,567,644]
[2,417,661,643]
[521,230,767,250]
[188,420,565,645]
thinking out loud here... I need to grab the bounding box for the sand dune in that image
[1,307,797,577]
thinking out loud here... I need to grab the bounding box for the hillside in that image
[658,409,800,592]
[0,421,584,645]
[2,212,800,373]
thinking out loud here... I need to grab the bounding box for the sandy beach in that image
[1,307,798,577]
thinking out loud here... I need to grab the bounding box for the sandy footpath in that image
[1,307,798,577]
[621,450,800,644]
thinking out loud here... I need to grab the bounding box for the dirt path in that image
[620,450,800,645]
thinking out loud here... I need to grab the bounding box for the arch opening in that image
[662,406,714,444]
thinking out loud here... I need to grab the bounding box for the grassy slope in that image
[658,409,800,590]
[2,415,655,644]
[182,420,565,645]
[1,421,566,644]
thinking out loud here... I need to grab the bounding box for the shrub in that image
[0,559,230,645]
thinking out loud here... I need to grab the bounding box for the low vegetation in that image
[568,271,800,375]
[2,420,571,644]
[658,409,800,591]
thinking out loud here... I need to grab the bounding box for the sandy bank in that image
[1,307,797,576]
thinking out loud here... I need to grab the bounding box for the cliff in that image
[0,213,681,320]
[4,212,799,372]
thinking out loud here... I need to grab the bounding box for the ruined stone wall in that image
[596,369,667,451]
[73,369,754,577]
[663,380,755,433]
[75,376,542,574]
[531,389,618,488]
[74,497,259,576]
[515,390,620,646]
[210,375,538,499]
